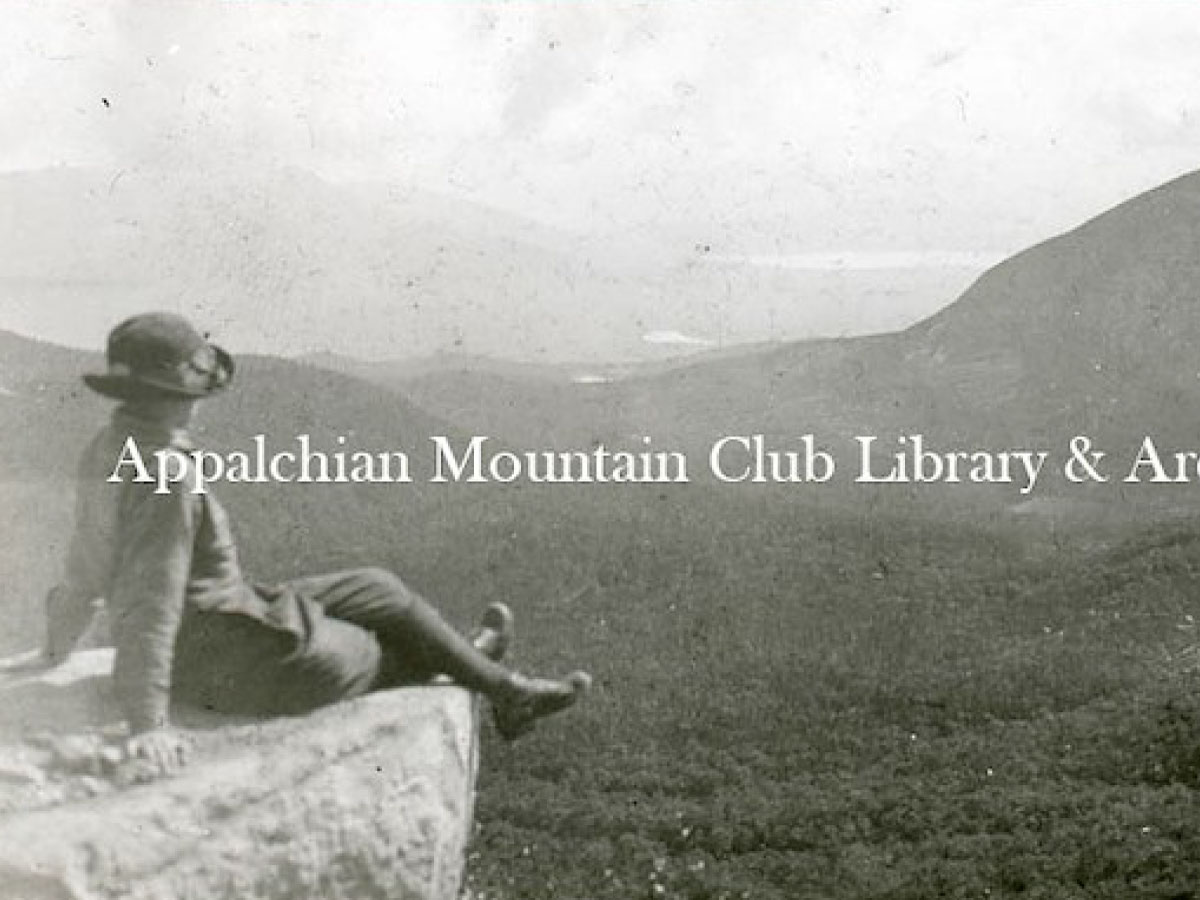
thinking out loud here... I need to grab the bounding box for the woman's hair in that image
[119,390,198,419]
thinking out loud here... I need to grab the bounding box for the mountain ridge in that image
[329,168,1200,465]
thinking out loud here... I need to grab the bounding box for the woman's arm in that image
[109,474,197,735]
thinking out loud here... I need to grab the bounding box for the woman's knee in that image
[355,567,417,611]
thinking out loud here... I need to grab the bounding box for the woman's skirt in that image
[170,568,412,717]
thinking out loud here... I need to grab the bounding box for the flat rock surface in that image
[0,649,480,900]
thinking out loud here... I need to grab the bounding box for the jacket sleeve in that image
[109,474,198,734]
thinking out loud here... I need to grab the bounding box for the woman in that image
[43,312,590,772]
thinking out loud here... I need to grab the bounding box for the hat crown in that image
[107,312,208,373]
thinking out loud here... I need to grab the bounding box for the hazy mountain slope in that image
[1,166,752,362]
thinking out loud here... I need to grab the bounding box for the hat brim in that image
[82,373,204,401]
[82,344,235,401]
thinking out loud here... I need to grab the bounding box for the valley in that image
[3,168,1200,898]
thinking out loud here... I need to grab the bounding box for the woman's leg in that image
[288,568,514,692]
[286,568,589,736]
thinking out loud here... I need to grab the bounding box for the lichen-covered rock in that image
[0,649,481,900]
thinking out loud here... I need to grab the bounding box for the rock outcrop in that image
[0,649,480,900]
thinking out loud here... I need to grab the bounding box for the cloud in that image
[642,330,715,348]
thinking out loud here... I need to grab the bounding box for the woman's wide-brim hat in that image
[82,312,235,401]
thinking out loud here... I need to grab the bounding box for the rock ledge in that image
[0,649,480,900]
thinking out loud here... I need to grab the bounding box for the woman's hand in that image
[124,728,190,775]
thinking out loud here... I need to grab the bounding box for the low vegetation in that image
[372,485,1200,900]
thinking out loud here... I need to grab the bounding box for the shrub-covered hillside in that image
[392,486,1200,900]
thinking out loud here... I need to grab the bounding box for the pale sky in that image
[3,1,1200,362]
